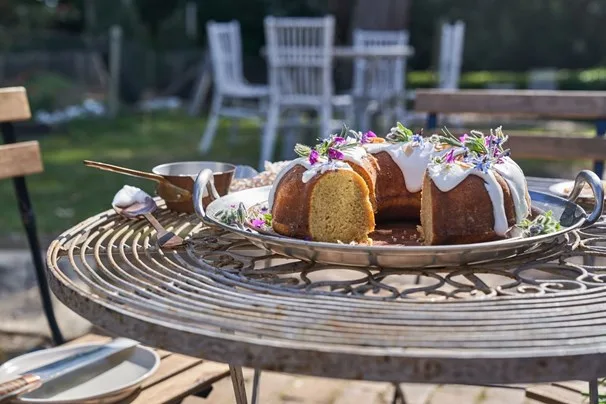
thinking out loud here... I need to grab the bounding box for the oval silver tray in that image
[192,170,604,268]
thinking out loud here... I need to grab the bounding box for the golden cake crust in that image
[421,172,517,245]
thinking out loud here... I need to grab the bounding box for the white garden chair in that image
[199,20,269,153]
[349,29,410,130]
[438,20,465,90]
[261,15,351,168]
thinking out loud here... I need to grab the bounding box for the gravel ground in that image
[0,249,91,361]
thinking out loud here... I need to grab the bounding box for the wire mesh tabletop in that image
[46,176,606,386]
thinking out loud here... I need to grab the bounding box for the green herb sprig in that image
[518,210,562,236]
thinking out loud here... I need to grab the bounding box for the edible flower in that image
[308,149,319,165]
[332,136,346,146]
[294,124,360,163]
[328,147,344,160]
[360,131,377,143]
[445,149,456,164]
[459,133,469,143]
[251,218,265,228]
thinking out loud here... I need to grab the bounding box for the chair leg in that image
[319,103,332,137]
[1,122,64,346]
[199,94,223,153]
[259,103,280,170]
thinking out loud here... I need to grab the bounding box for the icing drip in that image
[365,141,439,193]
[341,145,368,167]
[268,157,351,211]
[493,157,530,223]
[428,162,509,236]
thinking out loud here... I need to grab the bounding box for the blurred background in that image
[1,0,606,241]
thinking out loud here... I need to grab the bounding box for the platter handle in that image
[193,168,220,221]
[567,169,604,227]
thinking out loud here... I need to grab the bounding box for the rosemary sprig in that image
[518,210,561,236]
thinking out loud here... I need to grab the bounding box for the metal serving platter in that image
[193,169,604,269]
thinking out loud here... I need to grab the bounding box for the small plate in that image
[0,342,160,404]
[549,180,606,199]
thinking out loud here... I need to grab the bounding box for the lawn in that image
[0,111,593,237]
[0,112,269,236]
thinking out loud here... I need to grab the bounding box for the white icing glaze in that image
[365,141,438,193]
[493,157,530,222]
[341,144,368,167]
[428,162,509,235]
[268,157,352,211]
[112,185,150,208]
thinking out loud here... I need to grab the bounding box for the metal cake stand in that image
[47,177,606,403]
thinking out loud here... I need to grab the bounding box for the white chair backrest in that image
[264,16,335,102]
[438,20,465,90]
[352,29,409,98]
[207,20,244,91]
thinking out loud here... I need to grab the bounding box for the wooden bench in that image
[0,87,230,402]
[414,89,606,175]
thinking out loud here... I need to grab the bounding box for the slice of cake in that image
[420,127,531,245]
[269,134,376,243]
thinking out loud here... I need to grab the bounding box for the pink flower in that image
[328,148,344,160]
[332,136,346,146]
[309,150,320,165]
[361,131,377,143]
[445,149,456,164]
[459,134,469,143]
[251,218,265,228]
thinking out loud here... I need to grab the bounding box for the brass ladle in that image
[83,160,191,202]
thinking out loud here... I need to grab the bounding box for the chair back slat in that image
[207,21,245,91]
[438,21,465,90]
[264,16,335,103]
[0,141,43,180]
[0,87,32,123]
[352,29,409,99]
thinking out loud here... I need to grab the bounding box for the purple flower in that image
[260,207,268,213]
[361,131,377,143]
[328,148,344,160]
[459,134,469,143]
[332,136,346,146]
[251,218,265,228]
[471,156,491,173]
[445,149,456,164]
[309,149,320,165]
[412,134,423,144]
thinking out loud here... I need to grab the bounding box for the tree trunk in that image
[351,0,412,31]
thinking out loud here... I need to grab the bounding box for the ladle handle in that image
[567,169,604,227]
[193,169,220,220]
[83,160,167,183]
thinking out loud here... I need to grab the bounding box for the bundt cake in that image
[268,124,531,245]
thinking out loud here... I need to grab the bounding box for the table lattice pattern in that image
[47,177,606,385]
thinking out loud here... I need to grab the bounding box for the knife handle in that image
[0,374,42,402]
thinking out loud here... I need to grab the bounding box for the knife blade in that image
[0,338,139,403]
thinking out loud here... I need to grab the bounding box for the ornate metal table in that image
[47,176,606,404]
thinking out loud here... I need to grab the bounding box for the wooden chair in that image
[350,29,410,130]
[0,86,64,345]
[0,87,230,402]
[415,89,606,176]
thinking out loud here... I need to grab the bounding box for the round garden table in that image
[47,175,606,404]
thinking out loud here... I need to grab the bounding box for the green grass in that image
[0,112,266,236]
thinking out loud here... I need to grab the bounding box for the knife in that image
[0,338,139,402]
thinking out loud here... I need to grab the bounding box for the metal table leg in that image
[589,379,599,404]
[251,369,261,404]
[230,365,248,404]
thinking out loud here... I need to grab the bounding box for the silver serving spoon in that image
[112,186,184,249]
